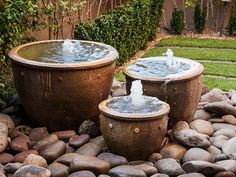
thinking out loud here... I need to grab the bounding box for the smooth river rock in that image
[215,160,236,173]
[65,144,75,153]
[173,129,211,148]
[222,115,236,125]
[76,142,101,156]
[201,89,230,103]
[70,155,110,175]
[212,123,236,131]
[209,118,225,123]
[68,171,96,177]
[129,161,158,176]
[29,127,49,142]
[232,93,236,105]
[228,153,236,160]
[204,102,236,116]
[52,130,76,141]
[0,123,8,153]
[109,165,147,177]
[160,143,187,161]
[4,162,23,173]
[210,135,229,149]
[32,134,58,151]
[189,119,214,136]
[68,134,90,148]
[0,113,15,130]
[172,121,189,133]
[0,152,14,164]
[213,154,229,162]
[193,110,212,120]
[207,146,222,157]
[47,162,69,177]
[23,154,47,167]
[214,171,236,177]
[10,135,30,152]
[150,174,169,177]
[222,137,236,154]
[183,148,213,163]
[155,158,185,176]
[14,150,39,163]
[97,152,128,168]
[40,140,66,162]
[213,128,236,139]
[148,153,163,164]
[89,136,106,149]
[14,165,51,177]
[182,161,225,176]
[177,173,205,177]
[54,153,80,166]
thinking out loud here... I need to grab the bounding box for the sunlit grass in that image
[159,37,236,49]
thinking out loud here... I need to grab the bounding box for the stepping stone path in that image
[1,81,236,176]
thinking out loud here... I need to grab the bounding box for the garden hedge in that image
[227,14,236,36]
[75,0,164,65]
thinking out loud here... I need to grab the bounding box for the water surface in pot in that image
[17,40,113,63]
[127,58,195,78]
[107,96,163,114]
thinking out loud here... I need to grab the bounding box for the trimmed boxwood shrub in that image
[227,14,236,36]
[194,3,206,34]
[170,8,184,35]
[74,0,164,65]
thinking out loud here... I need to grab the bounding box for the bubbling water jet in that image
[163,49,180,68]
[62,39,76,56]
[130,80,145,110]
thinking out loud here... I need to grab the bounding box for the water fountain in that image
[99,80,170,160]
[9,40,118,131]
[123,49,204,128]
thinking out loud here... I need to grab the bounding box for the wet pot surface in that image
[124,57,204,128]
[9,40,118,131]
[99,98,170,160]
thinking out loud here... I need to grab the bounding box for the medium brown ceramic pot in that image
[123,57,204,128]
[9,40,118,131]
[99,97,170,160]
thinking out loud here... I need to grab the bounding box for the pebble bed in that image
[0,80,236,177]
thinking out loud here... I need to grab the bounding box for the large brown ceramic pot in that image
[99,97,170,160]
[123,57,204,128]
[9,40,118,131]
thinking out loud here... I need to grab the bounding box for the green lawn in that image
[202,62,236,78]
[116,62,236,80]
[141,37,236,91]
[116,37,236,91]
[144,47,236,62]
[115,72,236,91]
[204,77,236,91]
[115,72,126,82]
[159,37,236,49]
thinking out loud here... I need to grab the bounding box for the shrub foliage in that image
[75,0,164,65]
[0,0,38,92]
[170,8,184,35]
[227,14,236,36]
[194,3,206,34]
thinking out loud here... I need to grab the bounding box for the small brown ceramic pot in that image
[99,97,170,160]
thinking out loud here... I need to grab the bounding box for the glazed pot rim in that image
[123,57,204,82]
[9,40,119,70]
[99,96,170,121]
